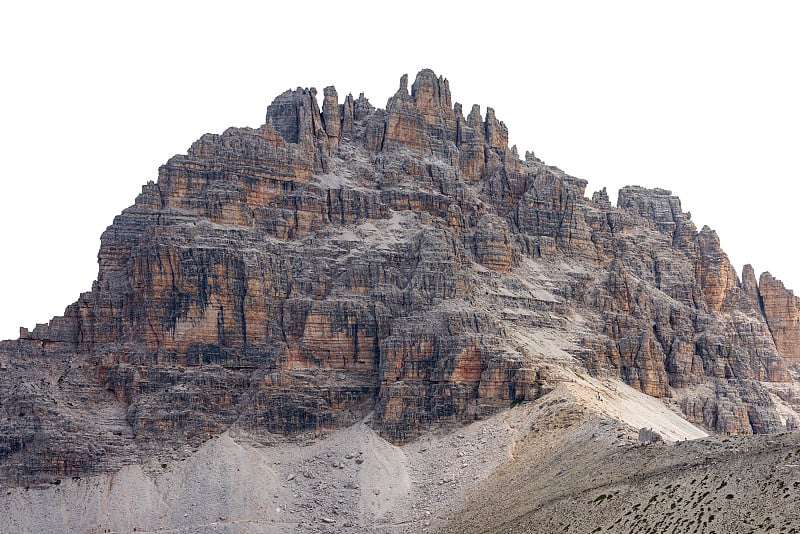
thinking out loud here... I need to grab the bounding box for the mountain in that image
[2,69,800,532]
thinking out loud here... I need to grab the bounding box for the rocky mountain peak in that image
[2,69,800,488]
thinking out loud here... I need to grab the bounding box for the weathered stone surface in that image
[678,379,785,435]
[582,182,793,419]
[695,225,739,313]
[384,74,424,151]
[638,427,663,444]
[3,68,800,486]
[474,214,515,272]
[456,104,487,180]
[760,272,800,364]
[321,86,340,143]
[383,70,459,164]
[739,263,762,312]
[341,93,355,138]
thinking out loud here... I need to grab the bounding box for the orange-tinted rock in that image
[383,70,459,161]
[474,214,515,272]
[456,104,487,180]
[759,272,800,364]
[695,226,739,313]
[384,74,428,152]
[484,107,508,150]
[3,68,800,486]
[585,185,790,430]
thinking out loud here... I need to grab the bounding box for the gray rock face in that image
[638,427,663,444]
[2,69,800,486]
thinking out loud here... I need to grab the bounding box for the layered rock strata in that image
[2,69,800,485]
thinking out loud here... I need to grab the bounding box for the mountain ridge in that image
[2,69,800,490]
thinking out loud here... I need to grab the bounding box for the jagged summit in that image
[262,68,512,178]
[2,69,800,489]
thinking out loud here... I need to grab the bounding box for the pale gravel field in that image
[0,377,710,533]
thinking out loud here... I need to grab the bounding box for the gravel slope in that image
[7,377,797,534]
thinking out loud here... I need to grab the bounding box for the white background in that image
[1,1,798,340]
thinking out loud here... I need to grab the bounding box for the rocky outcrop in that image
[321,86,341,144]
[760,272,800,365]
[383,71,458,160]
[3,68,800,486]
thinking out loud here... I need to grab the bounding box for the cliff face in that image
[3,69,800,485]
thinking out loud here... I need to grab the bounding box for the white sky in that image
[1,1,799,340]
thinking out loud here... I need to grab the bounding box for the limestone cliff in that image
[2,69,800,485]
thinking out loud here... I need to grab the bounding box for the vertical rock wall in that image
[4,68,800,485]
